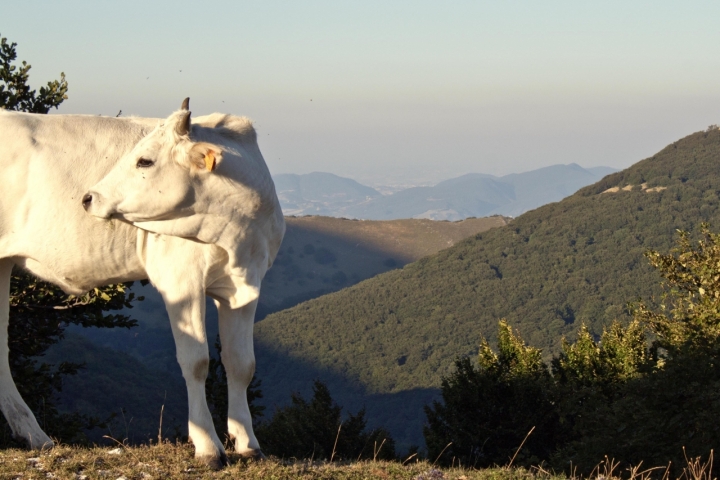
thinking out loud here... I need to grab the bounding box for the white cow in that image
[0,99,284,468]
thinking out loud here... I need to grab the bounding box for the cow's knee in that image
[178,351,210,384]
[192,357,209,382]
[221,350,254,386]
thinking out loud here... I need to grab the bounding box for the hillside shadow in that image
[44,332,188,445]
[63,282,438,451]
[254,338,440,452]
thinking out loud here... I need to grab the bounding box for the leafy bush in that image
[558,223,720,471]
[424,320,561,468]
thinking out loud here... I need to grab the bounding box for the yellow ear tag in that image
[204,151,216,172]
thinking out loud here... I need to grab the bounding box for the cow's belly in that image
[18,257,145,295]
[2,218,147,295]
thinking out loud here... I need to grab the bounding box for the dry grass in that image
[0,443,715,480]
[0,442,549,480]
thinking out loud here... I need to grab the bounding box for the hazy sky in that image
[4,1,720,185]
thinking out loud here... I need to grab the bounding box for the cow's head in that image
[83,98,223,222]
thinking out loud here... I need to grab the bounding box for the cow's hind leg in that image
[216,299,264,459]
[0,259,53,449]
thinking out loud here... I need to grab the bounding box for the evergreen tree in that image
[257,380,395,460]
[0,35,67,113]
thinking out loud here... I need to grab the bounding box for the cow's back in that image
[0,111,157,293]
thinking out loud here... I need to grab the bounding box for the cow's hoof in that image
[37,440,54,451]
[197,451,229,470]
[16,433,54,451]
[239,448,266,461]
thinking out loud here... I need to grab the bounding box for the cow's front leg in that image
[164,293,227,468]
[0,260,53,450]
[145,238,227,469]
[216,299,264,459]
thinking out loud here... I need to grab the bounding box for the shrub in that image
[424,320,561,468]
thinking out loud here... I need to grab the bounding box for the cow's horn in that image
[176,111,191,136]
[181,97,190,111]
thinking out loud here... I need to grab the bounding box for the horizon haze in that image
[4,2,720,182]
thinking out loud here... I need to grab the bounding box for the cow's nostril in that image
[81,193,93,210]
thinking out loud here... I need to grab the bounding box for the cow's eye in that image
[136,158,154,168]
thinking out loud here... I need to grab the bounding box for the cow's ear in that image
[188,142,222,172]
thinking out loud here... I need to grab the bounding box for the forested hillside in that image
[254,126,720,449]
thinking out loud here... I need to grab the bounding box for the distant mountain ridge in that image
[274,164,617,220]
[274,172,381,216]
